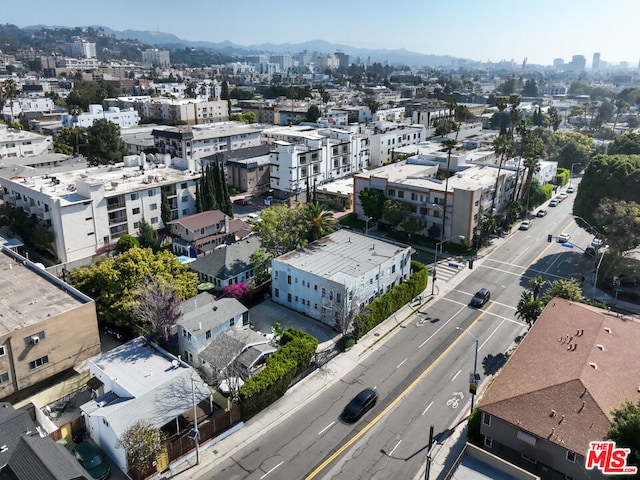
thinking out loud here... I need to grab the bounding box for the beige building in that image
[0,247,101,400]
[479,298,640,480]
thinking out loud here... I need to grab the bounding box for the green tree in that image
[304,202,337,242]
[252,204,308,257]
[160,190,172,228]
[137,218,156,249]
[131,276,182,344]
[116,234,140,253]
[521,79,538,97]
[515,291,542,328]
[434,119,459,137]
[118,420,167,474]
[362,96,380,114]
[541,279,583,305]
[86,119,127,164]
[305,104,322,122]
[547,106,562,132]
[529,275,546,300]
[608,131,640,155]
[249,248,271,285]
[382,199,409,231]
[358,188,386,222]
[401,216,422,240]
[608,398,640,468]
[491,134,515,211]
[497,76,517,95]
[593,199,640,255]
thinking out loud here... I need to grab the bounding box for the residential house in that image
[0,402,90,480]
[0,247,101,400]
[271,229,412,329]
[177,293,249,366]
[168,210,252,257]
[188,236,262,290]
[478,298,640,480]
[79,337,212,474]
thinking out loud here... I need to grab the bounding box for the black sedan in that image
[341,388,378,423]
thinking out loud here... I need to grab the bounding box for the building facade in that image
[61,104,140,128]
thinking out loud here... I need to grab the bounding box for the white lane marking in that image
[418,305,467,349]
[397,359,407,369]
[318,421,335,436]
[422,401,434,416]
[389,440,402,456]
[512,246,530,262]
[451,369,461,382]
[260,461,284,479]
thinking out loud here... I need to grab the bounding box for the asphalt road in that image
[202,189,590,480]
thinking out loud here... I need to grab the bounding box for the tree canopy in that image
[358,188,386,222]
[86,119,128,164]
[196,160,233,216]
[251,204,308,257]
[608,398,640,468]
[608,131,640,155]
[70,247,198,328]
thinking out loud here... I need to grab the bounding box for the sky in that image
[4,0,640,66]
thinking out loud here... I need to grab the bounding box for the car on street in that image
[558,232,571,243]
[536,209,547,217]
[341,388,378,423]
[559,191,569,200]
[519,219,532,230]
[566,186,575,193]
[592,237,603,248]
[585,245,597,256]
[233,198,251,206]
[470,288,491,307]
[246,213,262,223]
[549,198,559,207]
[72,442,111,480]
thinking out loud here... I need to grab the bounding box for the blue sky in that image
[4,0,639,66]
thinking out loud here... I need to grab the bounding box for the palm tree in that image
[516,291,542,328]
[521,156,541,213]
[528,275,546,301]
[612,99,629,136]
[3,79,18,122]
[491,134,515,212]
[441,138,457,241]
[68,105,83,154]
[304,202,337,242]
[495,97,509,135]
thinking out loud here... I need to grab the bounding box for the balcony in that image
[36,207,51,221]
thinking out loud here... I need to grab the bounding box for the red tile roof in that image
[480,298,640,455]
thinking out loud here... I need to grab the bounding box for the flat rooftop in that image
[0,248,88,336]
[276,229,409,283]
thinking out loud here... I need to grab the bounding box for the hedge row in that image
[353,261,428,339]
[238,328,318,419]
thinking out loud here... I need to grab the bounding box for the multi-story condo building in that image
[61,104,140,128]
[152,122,263,168]
[0,124,52,159]
[362,122,427,167]
[56,57,99,70]
[271,229,412,329]
[65,41,96,59]
[262,125,369,201]
[104,96,229,125]
[0,153,201,264]
[354,156,518,243]
[225,145,272,194]
[0,246,102,400]
[141,48,171,68]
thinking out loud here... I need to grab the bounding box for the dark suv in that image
[470,288,491,307]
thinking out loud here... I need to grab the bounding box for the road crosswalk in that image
[431,259,466,284]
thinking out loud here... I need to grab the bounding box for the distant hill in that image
[21,24,460,67]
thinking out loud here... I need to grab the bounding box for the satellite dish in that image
[171,359,180,369]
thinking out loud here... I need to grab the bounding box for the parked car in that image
[559,191,569,199]
[536,209,547,217]
[566,186,575,193]
[233,198,251,206]
[341,388,378,423]
[72,442,111,480]
[519,219,532,230]
[585,245,596,256]
[549,199,559,207]
[246,213,262,223]
[470,288,491,307]
[592,237,603,248]
[558,232,571,243]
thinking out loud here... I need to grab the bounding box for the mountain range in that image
[24,24,461,67]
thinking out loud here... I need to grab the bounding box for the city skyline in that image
[4,0,639,67]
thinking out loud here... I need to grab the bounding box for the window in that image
[134,222,140,229]
[182,195,189,203]
[132,207,140,215]
[131,193,139,200]
[388,189,396,196]
[566,451,576,463]
[182,209,188,215]
[0,372,8,384]
[484,436,493,448]
[25,331,45,346]
[229,318,235,327]
[482,412,491,426]
[0,346,4,356]
[29,355,49,370]
[275,288,279,298]
[150,203,158,210]
[397,191,404,199]
[181,182,188,189]
[288,275,292,285]
[287,293,292,303]
[205,330,211,340]
[148,189,155,196]
[392,265,396,273]
[151,217,158,224]
[521,453,537,464]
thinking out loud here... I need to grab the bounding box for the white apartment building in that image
[152,122,263,168]
[354,157,518,243]
[61,104,140,128]
[142,49,170,68]
[104,96,228,125]
[0,124,52,159]
[363,122,427,167]
[152,81,222,101]
[56,58,99,69]
[0,153,201,264]
[65,41,96,59]
[271,229,412,328]
[262,125,370,200]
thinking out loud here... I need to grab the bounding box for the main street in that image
[200,190,590,480]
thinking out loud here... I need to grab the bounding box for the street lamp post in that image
[432,235,465,296]
[456,327,479,412]
[572,215,602,238]
[365,216,373,235]
[593,248,607,301]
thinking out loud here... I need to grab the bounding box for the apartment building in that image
[0,153,200,264]
[104,96,229,125]
[65,41,96,59]
[0,247,101,400]
[353,157,517,243]
[0,124,52,159]
[225,145,271,194]
[61,104,140,128]
[152,122,263,167]
[271,229,411,329]
[362,122,427,167]
[141,48,170,68]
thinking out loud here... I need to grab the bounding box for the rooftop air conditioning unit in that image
[31,336,40,345]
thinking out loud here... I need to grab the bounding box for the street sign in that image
[469,384,477,395]
[561,244,574,248]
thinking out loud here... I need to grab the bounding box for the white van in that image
[246,213,262,223]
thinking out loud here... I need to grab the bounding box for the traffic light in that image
[548,234,553,243]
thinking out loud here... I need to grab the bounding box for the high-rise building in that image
[592,52,601,70]
[65,41,96,59]
[570,55,586,72]
[142,48,171,68]
[552,58,565,69]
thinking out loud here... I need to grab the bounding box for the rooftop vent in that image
[589,362,598,369]
[597,344,605,351]
[550,409,556,417]
[604,327,612,334]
